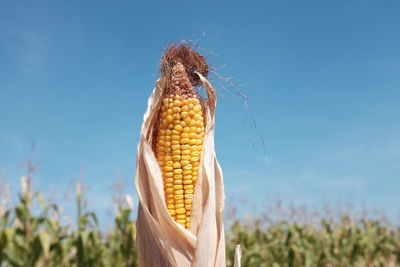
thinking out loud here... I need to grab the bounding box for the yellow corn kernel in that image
[164,166,173,172]
[194,105,202,112]
[176,214,186,220]
[183,164,193,170]
[172,162,181,168]
[168,210,176,216]
[174,195,184,200]
[173,169,183,174]
[182,149,191,155]
[173,124,183,132]
[175,203,185,209]
[164,178,174,184]
[181,155,191,160]
[173,185,183,190]
[176,208,186,214]
[190,139,197,145]
[173,174,183,179]
[173,99,182,107]
[166,115,173,123]
[188,120,196,127]
[191,156,200,162]
[172,155,181,161]
[192,161,200,167]
[181,138,190,144]
[182,170,192,175]
[172,149,181,155]
[180,160,190,166]
[165,188,173,194]
[191,151,200,157]
[171,144,180,150]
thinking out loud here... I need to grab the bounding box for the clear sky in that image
[1,0,399,226]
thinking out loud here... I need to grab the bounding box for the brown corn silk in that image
[135,45,241,266]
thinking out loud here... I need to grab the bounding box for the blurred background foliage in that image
[0,177,399,267]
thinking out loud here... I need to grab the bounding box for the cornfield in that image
[0,179,399,266]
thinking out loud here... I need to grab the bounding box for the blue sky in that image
[1,0,399,226]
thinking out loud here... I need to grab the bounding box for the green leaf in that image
[39,230,51,258]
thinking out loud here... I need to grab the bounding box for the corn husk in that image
[135,74,241,266]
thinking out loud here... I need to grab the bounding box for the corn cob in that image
[155,62,205,229]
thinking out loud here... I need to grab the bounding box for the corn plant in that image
[0,178,399,266]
